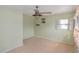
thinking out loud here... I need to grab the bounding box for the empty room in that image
[0,5,79,53]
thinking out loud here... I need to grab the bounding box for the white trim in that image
[23,36,35,40]
[1,42,23,53]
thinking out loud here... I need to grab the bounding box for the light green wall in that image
[0,8,75,52]
[34,12,75,45]
[0,9,23,52]
[23,15,34,39]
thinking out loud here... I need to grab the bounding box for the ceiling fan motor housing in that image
[33,6,42,16]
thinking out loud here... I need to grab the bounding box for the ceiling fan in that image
[32,6,52,16]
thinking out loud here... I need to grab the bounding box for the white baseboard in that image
[23,36,35,40]
[2,42,23,53]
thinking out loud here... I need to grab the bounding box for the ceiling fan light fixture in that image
[32,14,42,16]
[32,11,42,16]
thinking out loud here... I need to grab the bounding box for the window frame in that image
[56,19,69,30]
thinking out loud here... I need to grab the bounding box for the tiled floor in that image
[8,37,75,53]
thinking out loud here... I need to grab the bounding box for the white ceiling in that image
[0,5,77,15]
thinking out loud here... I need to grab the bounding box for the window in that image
[57,19,69,29]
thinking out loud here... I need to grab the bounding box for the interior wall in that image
[0,9,23,52]
[23,14,34,39]
[34,12,75,45]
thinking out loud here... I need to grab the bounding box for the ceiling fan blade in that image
[33,6,52,16]
[40,12,52,14]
